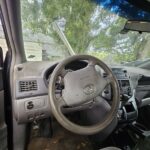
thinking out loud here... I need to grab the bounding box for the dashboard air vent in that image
[19,80,38,92]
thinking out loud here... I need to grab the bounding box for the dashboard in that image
[13,60,150,123]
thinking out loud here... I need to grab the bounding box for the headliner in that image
[94,0,150,21]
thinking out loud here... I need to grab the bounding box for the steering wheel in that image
[49,55,120,135]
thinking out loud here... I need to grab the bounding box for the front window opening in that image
[21,0,150,67]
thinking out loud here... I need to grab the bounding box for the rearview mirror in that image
[121,20,150,33]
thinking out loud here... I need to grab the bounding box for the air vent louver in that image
[19,80,38,92]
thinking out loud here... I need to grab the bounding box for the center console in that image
[111,68,132,96]
[111,68,138,122]
[111,68,150,140]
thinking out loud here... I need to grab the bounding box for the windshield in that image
[21,0,150,67]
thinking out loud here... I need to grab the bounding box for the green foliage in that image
[114,52,136,63]
[87,51,109,60]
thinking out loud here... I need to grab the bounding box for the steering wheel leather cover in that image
[49,55,120,135]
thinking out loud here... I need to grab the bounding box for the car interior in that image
[0,0,150,150]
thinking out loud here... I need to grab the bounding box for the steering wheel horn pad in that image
[62,65,108,106]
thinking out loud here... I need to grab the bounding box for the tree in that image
[21,0,97,53]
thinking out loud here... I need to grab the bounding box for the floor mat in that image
[134,137,150,150]
[28,123,93,150]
